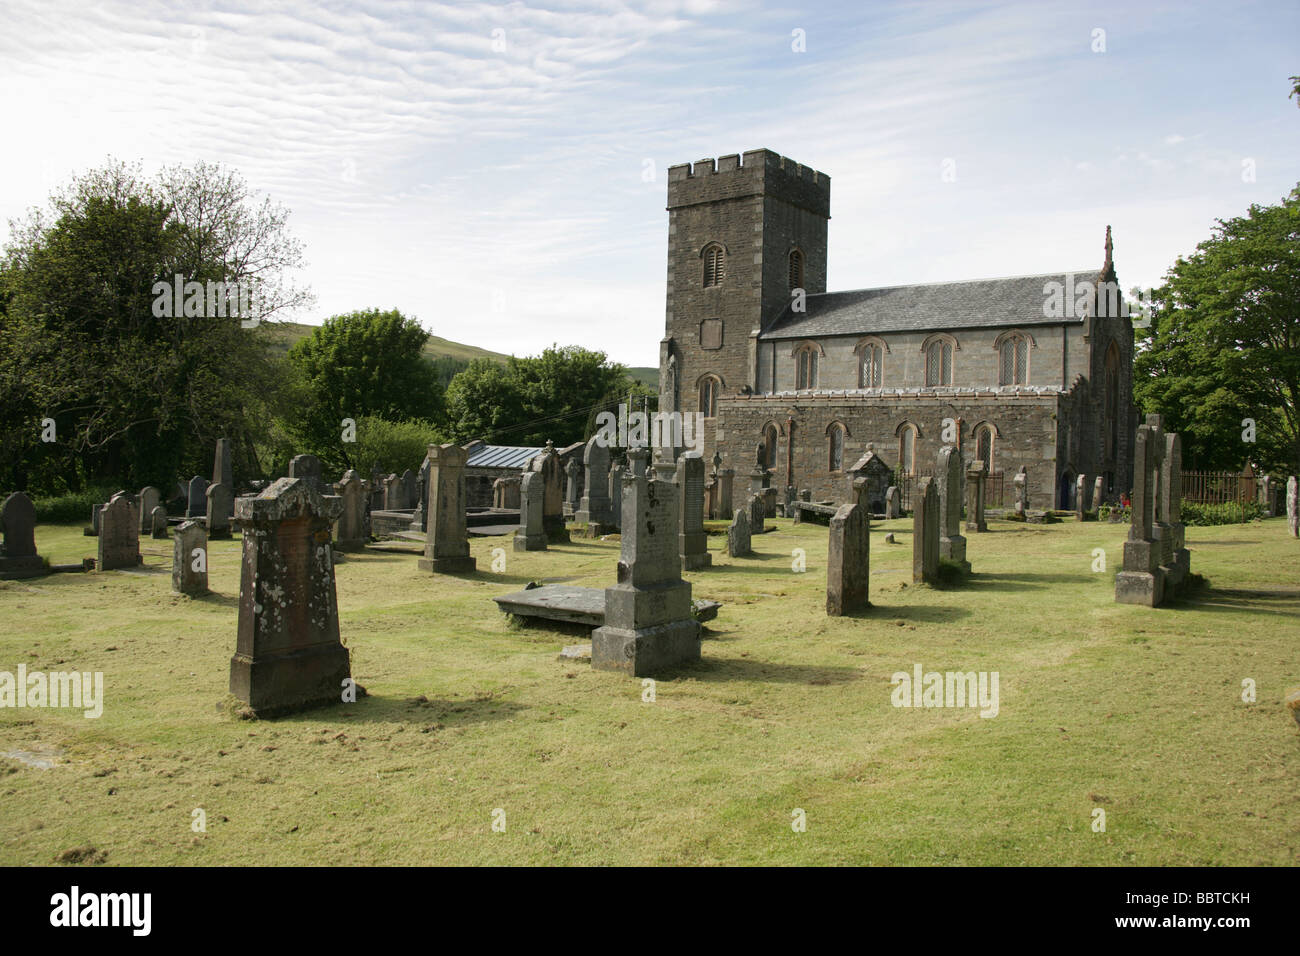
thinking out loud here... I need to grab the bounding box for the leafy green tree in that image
[349,416,443,476]
[444,345,643,447]
[285,308,445,472]
[1135,185,1300,474]
[0,159,303,495]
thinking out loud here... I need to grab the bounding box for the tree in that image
[285,308,446,472]
[0,159,305,494]
[1135,185,1300,474]
[444,345,644,447]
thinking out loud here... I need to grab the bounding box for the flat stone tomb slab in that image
[494,584,720,628]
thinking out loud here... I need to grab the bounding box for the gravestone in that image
[383,474,404,510]
[513,471,548,552]
[187,476,208,518]
[369,465,386,512]
[0,492,43,580]
[335,470,368,552]
[213,437,234,490]
[936,446,968,572]
[965,461,988,533]
[780,484,797,518]
[564,459,580,517]
[845,444,893,514]
[1115,424,1165,607]
[401,469,417,512]
[1159,431,1190,589]
[912,477,939,585]
[717,468,734,525]
[1093,475,1105,516]
[1075,474,1089,521]
[288,454,324,494]
[591,463,701,676]
[1287,476,1298,538]
[727,508,752,557]
[677,453,711,571]
[137,487,161,534]
[229,477,351,717]
[493,476,521,510]
[826,497,869,616]
[762,486,778,519]
[86,502,103,536]
[206,482,233,539]
[172,519,208,596]
[629,450,648,478]
[1013,466,1028,517]
[575,436,614,533]
[419,444,476,573]
[1259,475,1274,517]
[411,455,433,532]
[607,462,625,532]
[533,441,569,543]
[748,467,766,503]
[884,486,900,519]
[749,492,766,535]
[150,505,169,539]
[97,492,141,571]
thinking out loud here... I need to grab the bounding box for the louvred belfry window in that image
[789,249,804,290]
[703,244,725,287]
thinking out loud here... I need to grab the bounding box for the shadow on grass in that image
[958,571,1091,591]
[666,656,863,685]
[1172,585,1300,618]
[248,693,527,727]
[839,602,972,623]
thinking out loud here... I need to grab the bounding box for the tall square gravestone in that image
[206,482,233,539]
[1115,424,1165,607]
[137,487,161,534]
[229,478,351,717]
[676,452,711,571]
[591,456,701,676]
[335,470,368,552]
[419,444,476,574]
[213,437,234,491]
[1159,431,1190,589]
[564,459,580,517]
[912,477,939,585]
[936,446,968,571]
[533,441,569,543]
[172,519,208,596]
[288,454,324,494]
[575,436,614,534]
[965,461,988,533]
[607,462,625,532]
[98,492,141,571]
[826,479,870,616]
[0,492,44,580]
[514,471,548,552]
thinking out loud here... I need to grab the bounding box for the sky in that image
[1,0,1297,368]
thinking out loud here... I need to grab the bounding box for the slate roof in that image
[465,445,542,470]
[760,269,1100,341]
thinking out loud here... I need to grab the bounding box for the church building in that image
[657,149,1136,509]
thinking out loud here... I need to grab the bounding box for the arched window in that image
[761,423,779,471]
[828,423,845,472]
[795,345,819,390]
[702,243,725,288]
[1104,341,1120,460]
[974,426,993,471]
[998,334,1029,385]
[699,376,720,417]
[898,424,917,475]
[859,342,883,388]
[789,249,804,291]
[924,340,953,386]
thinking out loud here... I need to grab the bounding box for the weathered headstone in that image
[727,508,752,557]
[1159,432,1190,589]
[912,477,939,585]
[629,450,648,478]
[1013,466,1028,517]
[187,476,208,518]
[1075,474,1088,522]
[717,468,734,525]
[1115,424,1165,606]
[591,463,701,676]
[826,493,869,616]
[206,482,233,539]
[369,465,386,512]
[401,469,417,512]
[1287,476,1298,538]
[97,492,141,571]
[229,478,351,717]
[677,453,711,571]
[172,519,208,596]
[1092,475,1105,516]
[884,485,900,519]
[749,492,765,535]
[514,471,548,552]
[137,487,161,534]
[534,441,569,543]
[150,505,169,539]
[411,455,432,532]
[0,492,43,580]
[335,470,368,552]
[607,462,625,531]
[213,437,234,491]
[493,476,521,510]
[762,486,778,519]
[845,444,894,514]
[288,454,324,494]
[419,444,476,573]
[965,461,988,533]
[383,474,403,510]
[1259,475,1275,517]
[575,436,614,533]
[748,467,766,503]
[564,459,580,517]
[936,446,968,572]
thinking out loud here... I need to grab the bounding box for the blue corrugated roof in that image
[466,445,542,470]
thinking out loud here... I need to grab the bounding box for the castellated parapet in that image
[667,149,831,218]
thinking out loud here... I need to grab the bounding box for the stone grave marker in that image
[98,492,141,571]
[936,446,968,571]
[206,482,233,539]
[884,485,900,519]
[419,444,476,573]
[727,507,752,557]
[1013,466,1028,517]
[150,505,169,539]
[187,476,208,518]
[1115,424,1165,606]
[534,441,569,543]
[607,462,625,532]
[335,470,368,552]
[172,519,208,595]
[137,487,161,534]
[965,461,987,533]
[213,437,234,491]
[575,436,614,533]
[0,492,43,580]
[913,477,939,585]
[677,453,711,571]
[288,454,324,494]
[826,495,869,616]
[514,471,548,552]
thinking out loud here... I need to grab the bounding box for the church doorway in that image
[1059,470,1075,510]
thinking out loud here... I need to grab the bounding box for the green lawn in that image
[1,514,1297,866]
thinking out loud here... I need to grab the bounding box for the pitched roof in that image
[465,445,542,470]
[760,269,1101,341]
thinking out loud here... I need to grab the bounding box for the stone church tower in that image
[659,150,831,415]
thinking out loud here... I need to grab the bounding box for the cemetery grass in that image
[1,517,1297,866]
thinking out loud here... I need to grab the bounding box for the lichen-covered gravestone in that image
[288,454,324,494]
[1115,424,1165,606]
[1093,475,1105,515]
[0,492,44,580]
[335,470,368,552]
[419,444,477,573]
[137,487,161,534]
[884,486,900,519]
[727,508,752,557]
[514,471,547,552]
[172,519,208,595]
[564,458,580,517]
[150,505,169,539]
[591,457,701,676]
[965,462,988,533]
[213,437,234,491]
[749,492,765,535]
[676,453,711,571]
[186,476,208,518]
[913,477,939,585]
[229,478,351,717]
[826,492,869,616]
[575,436,614,534]
[98,492,141,571]
[206,482,233,539]
[716,468,734,525]
[936,446,968,571]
